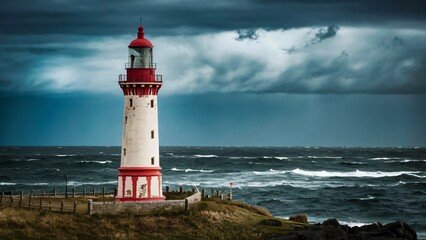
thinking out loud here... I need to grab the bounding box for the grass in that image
[0,198,306,239]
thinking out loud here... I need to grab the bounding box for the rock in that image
[258,219,282,227]
[272,219,417,240]
[289,214,308,224]
[322,219,340,228]
[381,220,417,240]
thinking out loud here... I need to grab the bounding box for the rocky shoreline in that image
[276,218,417,240]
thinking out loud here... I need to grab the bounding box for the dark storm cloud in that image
[1,0,426,38]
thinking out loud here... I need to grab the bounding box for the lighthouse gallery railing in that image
[118,74,162,82]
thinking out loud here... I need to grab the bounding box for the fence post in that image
[20,191,23,207]
[201,189,205,198]
[60,200,64,212]
[0,193,2,206]
[184,198,189,211]
[28,195,32,208]
[39,198,43,209]
[54,188,56,197]
[83,188,86,197]
[114,187,118,197]
[93,188,95,197]
[72,188,75,198]
[192,188,195,194]
[49,200,52,211]
[88,199,93,215]
[31,190,34,197]
[165,186,169,194]
[74,201,77,214]
[102,187,105,198]
[179,186,183,194]
[42,190,45,197]
[9,197,13,207]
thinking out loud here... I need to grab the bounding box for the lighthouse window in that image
[151,130,154,139]
[150,99,154,108]
[151,157,155,165]
[123,148,126,156]
[129,98,133,107]
[125,116,127,124]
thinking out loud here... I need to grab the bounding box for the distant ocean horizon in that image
[1,146,425,238]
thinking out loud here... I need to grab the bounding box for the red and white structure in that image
[115,25,165,201]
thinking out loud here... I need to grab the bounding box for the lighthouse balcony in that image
[118,74,163,83]
[125,62,157,69]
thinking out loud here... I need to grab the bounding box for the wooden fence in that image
[0,186,231,215]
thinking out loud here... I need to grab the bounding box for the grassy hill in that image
[0,198,305,239]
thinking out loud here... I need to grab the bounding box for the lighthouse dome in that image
[129,26,154,48]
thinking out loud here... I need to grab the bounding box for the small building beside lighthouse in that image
[115,24,165,201]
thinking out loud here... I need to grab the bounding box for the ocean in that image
[0,146,425,238]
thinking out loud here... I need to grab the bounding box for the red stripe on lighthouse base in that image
[115,167,165,202]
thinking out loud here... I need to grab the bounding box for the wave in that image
[55,154,76,157]
[193,155,217,158]
[340,162,367,166]
[338,221,375,227]
[80,160,112,164]
[296,156,342,159]
[0,182,17,186]
[384,159,426,163]
[68,180,117,186]
[171,167,214,173]
[253,169,286,175]
[291,168,421,178]
[358,195,375,201]
[0,182,49,186]
[263,156,288,160]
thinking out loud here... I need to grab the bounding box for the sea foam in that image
[292,168,420,178]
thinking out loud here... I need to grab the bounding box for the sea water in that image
[0,146,425,238]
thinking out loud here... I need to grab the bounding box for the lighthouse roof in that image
[129,26,154,48]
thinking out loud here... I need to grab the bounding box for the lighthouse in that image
[115,24,165,201]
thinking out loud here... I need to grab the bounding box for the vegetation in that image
[0,198,305,240]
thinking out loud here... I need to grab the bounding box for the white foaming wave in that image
[68,180,117,186]
[28,183,49,186]
[291,168,420,178]
[385,159,426,163]
[171,167,214,173]
[27,159,39,162]
[338,221,374,227]
[0,182,17,186]
[193,154,217,158]
[80,160,112,164]
[407,173,426,178]
[262,156,288,160]
[369,157,407,160]
[358,195,375,200]
[55,154,76,157]
[296,156,342,159]
[253,169,287,175]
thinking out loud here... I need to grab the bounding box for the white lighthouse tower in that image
[115,24,165,201]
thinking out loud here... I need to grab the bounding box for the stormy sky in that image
[1,0,425,146]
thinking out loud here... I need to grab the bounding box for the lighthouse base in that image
[115,167,165,202]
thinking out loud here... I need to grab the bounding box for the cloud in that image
[4,26,424,95]
[1,0,426,38]
[235,29,259,41]
[313,25,340,43]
